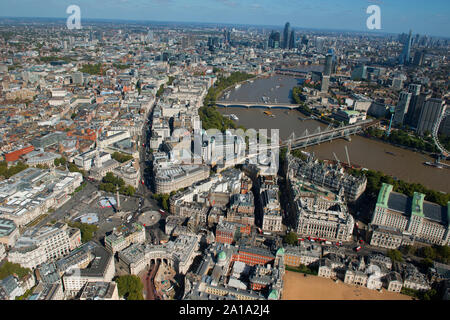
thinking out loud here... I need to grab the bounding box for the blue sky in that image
[0,0,449,37]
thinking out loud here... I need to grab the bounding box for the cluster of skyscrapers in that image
[268,22,296,49]
[393,83,447,136]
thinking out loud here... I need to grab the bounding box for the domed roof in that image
[268,289,278,299]
[218,250,227,261]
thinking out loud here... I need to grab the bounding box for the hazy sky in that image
[0,0,449,37]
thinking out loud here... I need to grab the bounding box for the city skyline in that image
[0,0,449,38]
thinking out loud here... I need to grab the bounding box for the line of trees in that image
[198,72,255,132]
[199,72,255,132]
[112,63,129,70]
[401,287,438,301]
[365,127,439,153]
[38,56,76,63]
[156,84,164,97]
[99,172,135,196]
[68,162,87,176]
[203,71,255,107]
[198,105,237,131]
[53,157,67,167]
[0,161,29,179]
[152,192,175,211]
[346,167,450,207]
[285,264,318,276]
[400,245,450,264]
[387,249,403,262]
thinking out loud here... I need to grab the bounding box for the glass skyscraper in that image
[288,30,295,49]
[399,30,413,65]
[283,22,290,49]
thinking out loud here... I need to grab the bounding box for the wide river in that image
[218,75,450,193]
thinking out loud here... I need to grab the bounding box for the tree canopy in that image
[0,261,31,281]
[365,127,439,153]
[115,275,144,300]
[80,63,104,75]
[99,172,135,196]
[67,221,98,243]
[387,249,403,262]
[152,193,170,211]
[199,72,254,131]
[0,161,29,179]
[284,232,298,245]
[111,152,133,163]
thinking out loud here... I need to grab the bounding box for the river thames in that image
[217,75,450,193]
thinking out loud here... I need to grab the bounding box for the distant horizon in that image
[0,0,449,38]
[0,15,447,39]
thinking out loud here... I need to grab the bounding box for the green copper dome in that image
[268,289,278,299]
[218,251,226,261]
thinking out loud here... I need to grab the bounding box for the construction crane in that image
[333,152,340,166]
[345,145,351,167]
[386,106,395,136]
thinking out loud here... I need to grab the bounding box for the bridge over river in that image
[216,101,298,109]
[283,119,378,150]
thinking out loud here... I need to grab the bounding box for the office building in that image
[283,243,322,267]
[104,223,146,253]
[0,168,83,227]
[315,37,325,52]
[351,66,367,80]
[79,281,119,300]
[283,22,290,49]
[62,242,115,295]
[287,154,367,202]
[0,276,24,300]
[261,189,283,232]
[399,30,413,65]
[294,189,354,242]
[321,75,330,93]
[0,218,20,248]
[408,84,421,96]
[393,92,412,126]
[417,98,446,135]
[324,54,333,76]
[392,77,404,90]
[413,50,425,66]
[154,164,210,194]
[406,91,431,129]
[370,183,450,248]
[268,31,281,49]
[72,72,83,85]
[288,30,296,50]
[7,223,81,269]
[119,234,200,275]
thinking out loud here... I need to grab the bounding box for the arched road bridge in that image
[216,101,299,109]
